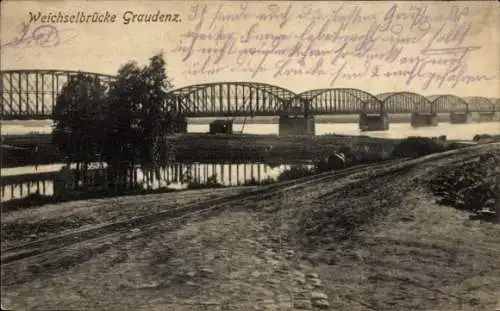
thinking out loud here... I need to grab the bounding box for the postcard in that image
[1,1,499,311]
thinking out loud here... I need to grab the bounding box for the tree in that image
[52,73,107,188]
[103,52,175,190]
[139,52,175,183]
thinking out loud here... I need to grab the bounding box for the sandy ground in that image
[2,145,500,311]
[1,187,254,248]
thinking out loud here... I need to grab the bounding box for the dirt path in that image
[2,144,499,311]
[1,187,254,248]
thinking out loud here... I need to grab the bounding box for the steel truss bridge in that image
[1,69,499,120]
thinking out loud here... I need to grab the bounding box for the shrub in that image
[277,165,315,181]
[314,154,347,172]
[187,174,224,189]
[314,143,392,172]
[473,134,492,141]
[429,152,500,214]
[392,136,446,158]
[473,134,500,142]
[242,176,276,186]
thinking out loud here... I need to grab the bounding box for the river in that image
[1,162,296,202]
[1,120,499,140]
[1,119,498,203]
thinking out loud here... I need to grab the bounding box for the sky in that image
[1,1,499,98]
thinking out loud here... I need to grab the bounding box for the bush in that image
[429,152,500,214]
[313,143,392,172]
[473,134,500,142]
[473,134,492,141]
[392,137,446,158]
[314,154,347,172]
[277,166,315,181]
[242,176,276,186]
[187,174,224,189]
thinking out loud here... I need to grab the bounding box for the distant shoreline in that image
[1,133,400,168]
[0,113,456,129]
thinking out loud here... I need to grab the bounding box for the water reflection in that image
[0,162,296,202]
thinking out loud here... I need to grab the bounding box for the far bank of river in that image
[1,116,498,168]
[1,132,400,169]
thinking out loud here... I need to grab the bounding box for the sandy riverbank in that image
[2,144,499,311]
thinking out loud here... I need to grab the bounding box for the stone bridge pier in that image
[494,112,500,121]
[477,112,495,122]
[410,112,439,127]
[278,115,315,136]
[359,112,389,131]
[450,112,472,124]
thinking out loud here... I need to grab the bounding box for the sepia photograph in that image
[1,1,499,310]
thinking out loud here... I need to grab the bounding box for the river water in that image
[1,120,499,140]
[1,120,498,202]
[1,162,295,202]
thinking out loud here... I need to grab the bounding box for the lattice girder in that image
[295,88,384,114]
[428,95,469,113]
[463,96,494,113]
[163,82,297,117]
[377,92,434,114]
[1,70,498,119]
[1,70,115,119]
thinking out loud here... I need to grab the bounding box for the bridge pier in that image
[449,112,472,124]
[278,115,315,136]
[410,112,438,127]
[477,112,495,122]
[359,113,389,131]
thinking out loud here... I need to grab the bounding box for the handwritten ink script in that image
[172,3,497,90]
[1,22,80,49]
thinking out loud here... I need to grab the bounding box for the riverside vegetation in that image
[3,136,463,210]
[429,150,500,220]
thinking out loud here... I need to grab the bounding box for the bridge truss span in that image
[495,98,500,112]
[427,95,469,113]
[462,96,495,113]
[1,70,116,120]
[377,92,434,114]
[295,88,383,115]
[163,82,298,117]
[1,69,498,120]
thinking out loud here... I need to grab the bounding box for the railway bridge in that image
[1,69,499,135]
